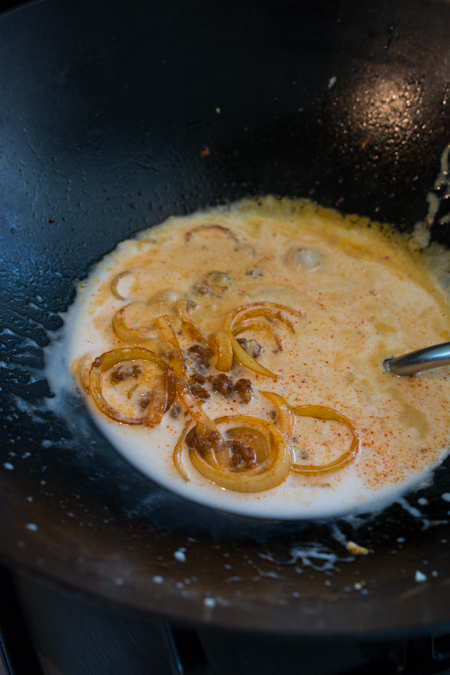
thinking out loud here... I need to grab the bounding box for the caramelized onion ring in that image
[224,302,303,378]
[112,302,158,343]
[75,354,93,393]
[184,224,239,244]
[291,405,360,474]
[110,269,134,301]
[209,330,233,371]
[188,415,293,492]
[263,392,359,473]
[229,302,303,334]
[89,347,175,426]
[262,391,294,436]
[234,319,283,352]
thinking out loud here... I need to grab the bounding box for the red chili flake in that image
[49,218,55,223]
[199,146,210,158]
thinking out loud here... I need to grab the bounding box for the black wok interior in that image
[1,0,450,636]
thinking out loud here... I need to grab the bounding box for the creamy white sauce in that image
[45,197,450,519]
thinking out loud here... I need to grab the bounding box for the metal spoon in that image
[383,342,450,376]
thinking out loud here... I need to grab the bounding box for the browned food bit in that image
[199,146,210,158]
[211,373,233,398]
[189,370,207,385]
[234,378,253,404]
[188,344,214,370]
[190,384,210,400]
[346,541,370,556]
[170,402,182,419]
[110,364,143,384]
[228,439,257,469]
[185,425,222,455]
[138,391,151,410]
[193,271,231,298]
[236,337,262,359]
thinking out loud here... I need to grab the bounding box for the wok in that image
[1,0,450,636]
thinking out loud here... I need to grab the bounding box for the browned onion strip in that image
[110,269,135,300]
[291,405,360,474]
[230,303,303,334]
[234,320,283,352]
[175,300,209,345]
[112,302,158,343]
[173,421,192,482]
[209,330,233,371]
[188,416,293,492]
[155,315,227,455]
[262,392,359,473]
[184,224,239,244]
[224,303,304,378]
[89,347,175,426]
[262,391,294,436]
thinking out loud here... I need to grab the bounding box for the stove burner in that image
[1,564,450,675]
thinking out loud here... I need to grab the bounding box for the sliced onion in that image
[112,302,158,343]
[175,300,209,345]
[89,347,174,426]
[262,393,359,474]
[110,269,135,300]
[228,302,303,334]
[173,421,192,482]
[262,391,294,436]
[188,415,293,492]
[234,319,282,352]
[155,315,227,455]
[184,224,239,244]
[223,302,304,378]
[209,330,233,371]
[291,404,360,474]
[75,354,93,393]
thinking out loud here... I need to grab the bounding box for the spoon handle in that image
[384,342,450,376]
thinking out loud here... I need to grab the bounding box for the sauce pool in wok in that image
[46,197,450,519]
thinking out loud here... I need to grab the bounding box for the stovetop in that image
[1,564,450,675]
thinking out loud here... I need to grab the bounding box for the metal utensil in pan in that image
[385,344,450,376]
[1,0,450,636]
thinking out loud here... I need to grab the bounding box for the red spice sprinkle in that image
[199,146,210,158]
[49,218,55,223]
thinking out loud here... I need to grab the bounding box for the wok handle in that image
[384,342,450,376]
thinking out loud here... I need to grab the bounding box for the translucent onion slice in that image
[155,315,227,455]
[175,300,209,345]
[110,269,135,300]
[184,224,239,245]
[173,421,191,482]
[89,347,175,426]
[224,302,304,378]
[75,354,93,393]
[112,302,158,343]
[291,404,360,474]
[262,391,294,436]
[234,319,282,352]
[209,330,233,371]
[229,302,304,334]
[188,416,293,492]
